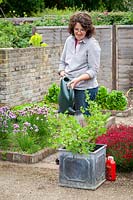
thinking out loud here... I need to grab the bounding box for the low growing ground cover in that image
[96,124,133,172]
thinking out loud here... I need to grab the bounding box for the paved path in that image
[0,151,133,200]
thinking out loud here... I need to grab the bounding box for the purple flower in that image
[8,112,16,119]
[13,124,19,129]
[23,122,31,127]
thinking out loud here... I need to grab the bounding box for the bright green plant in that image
[29,33,48,47]
[44,83,60,103]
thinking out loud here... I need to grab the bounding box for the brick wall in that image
[0,46,61,107]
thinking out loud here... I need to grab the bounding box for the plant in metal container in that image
[48,97,110,190]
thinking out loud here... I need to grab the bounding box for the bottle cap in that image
[108,156,114,161]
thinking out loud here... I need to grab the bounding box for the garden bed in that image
[0,148,56,164]
[0,115,115,164]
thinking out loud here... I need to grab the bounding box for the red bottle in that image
[106,156,116,181]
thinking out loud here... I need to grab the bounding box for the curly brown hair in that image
[68,12,95,38]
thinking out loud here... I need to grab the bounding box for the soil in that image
[0,115,133,200]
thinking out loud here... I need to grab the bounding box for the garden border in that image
[0,148,56,164]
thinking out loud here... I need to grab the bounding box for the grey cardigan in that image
[58,35,101,90]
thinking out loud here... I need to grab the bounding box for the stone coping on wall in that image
[0,148,56,164]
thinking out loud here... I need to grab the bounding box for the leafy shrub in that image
[44,83,60,103]
[95,86,109,109]
[96,124,133,172]
[106,90,127,110]
[96,86,128,110]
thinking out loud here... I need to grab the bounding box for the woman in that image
[58,12,101,115]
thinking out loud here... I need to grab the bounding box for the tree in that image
[0,0,45,17]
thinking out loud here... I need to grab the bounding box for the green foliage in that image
[32,11,133,26]
[96,86,128,110]
[0,19,17,48]
[48,98,110,154]
[33,15,70,26]
[44,83,60,103]
[91,11,133,25]
[0,19,32,48]
[0,11,132,48]
[14,132,40,154]
[42,0,131,12]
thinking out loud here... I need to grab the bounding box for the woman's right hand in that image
[59,70,66,77]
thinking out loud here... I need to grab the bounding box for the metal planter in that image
[58,144,107,190]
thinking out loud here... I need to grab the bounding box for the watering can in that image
[58,76,75,114]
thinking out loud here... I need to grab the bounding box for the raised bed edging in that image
[0,148,56,164]
[102,107,132,117]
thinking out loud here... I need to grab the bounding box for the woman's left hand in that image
[67,78,80,89]
[67,74,90,89]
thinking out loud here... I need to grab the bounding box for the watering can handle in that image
[69,87,74,102]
